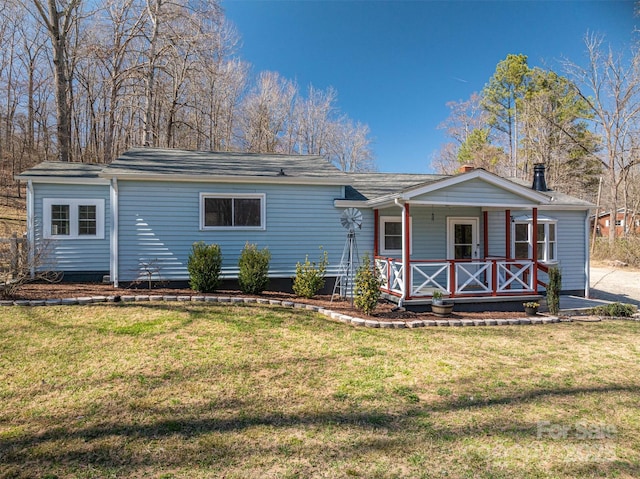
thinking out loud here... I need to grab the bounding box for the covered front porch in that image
[367,170,557,309]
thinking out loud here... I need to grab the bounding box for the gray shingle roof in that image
[345,172,447,201]
[16,148,593,208]
[102,148,348,180]
[16,161,103,179]
[509,177,594,207]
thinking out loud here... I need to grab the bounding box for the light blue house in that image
[18,148,593,308]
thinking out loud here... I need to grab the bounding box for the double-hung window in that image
[200,193,265,230]
[43,199,104,239]
[512,214,557,263]
[379,216,412,256]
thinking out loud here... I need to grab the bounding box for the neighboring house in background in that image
[17,148,594,309]
[591,209,640,237]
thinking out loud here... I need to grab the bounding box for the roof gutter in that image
[15,175,109,185]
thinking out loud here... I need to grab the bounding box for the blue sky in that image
[222,0,637,173]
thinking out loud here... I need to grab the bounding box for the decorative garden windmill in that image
[332,208,362,304]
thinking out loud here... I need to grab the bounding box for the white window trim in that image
[379,215,412,256]
[200,193,266,231]
[43,198,105,240]
[511,215,558,264]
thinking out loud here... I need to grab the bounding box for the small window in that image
[78,205,97,235]
[514,223,529,259]
[51,204,70,236]
[379,216,411,256]
[201,194,265,230]
[384,221,402,251]
[43,199,104,239]
[512,215,557,263]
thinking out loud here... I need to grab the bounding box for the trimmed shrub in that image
[293,248,328,299]
[238,243,271,294]
[590,302,636,317]
[547,265,562,315]
[354,253,382,315]
[187,242,222,293]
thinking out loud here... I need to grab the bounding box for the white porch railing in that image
[376,257,537,298]
[375,258,404,296]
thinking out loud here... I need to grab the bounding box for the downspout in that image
[584,211,590,298]
[110,178,119,287]
[395,197,409,307]
[27,180,34,278]
[373,209,379,257]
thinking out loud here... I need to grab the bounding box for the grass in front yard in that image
[1,303,639,478]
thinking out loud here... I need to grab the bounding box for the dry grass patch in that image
[0,196,25,236]
[1,303,639,478]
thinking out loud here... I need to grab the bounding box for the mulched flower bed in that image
[7,282,531,323]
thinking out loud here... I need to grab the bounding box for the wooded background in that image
[1,0,639,246]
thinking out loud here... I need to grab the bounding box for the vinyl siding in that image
[550,210,589,292]
[412,178,537,206]
[117,181,372,282]
[486,209,588,292]
[33,183,111,272]
[376,205,483,259]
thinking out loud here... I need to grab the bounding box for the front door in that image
[447,217,486,294]
[447,217,479,260]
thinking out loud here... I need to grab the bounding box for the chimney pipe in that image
[532,163,547,192]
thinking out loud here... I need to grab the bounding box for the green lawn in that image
[1,303,639,478]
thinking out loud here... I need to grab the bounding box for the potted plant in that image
[523,301,540,316]
[432,290,444,305]
[431,290,454,317]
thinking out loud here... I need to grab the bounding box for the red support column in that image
[532,207,538,293]
[491,260,498,296]
[403,203,411,299]
[505,209,511,259]
[449,261,456,297]
[373,209,380,257]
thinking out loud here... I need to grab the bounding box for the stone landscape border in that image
[0,293,569,328]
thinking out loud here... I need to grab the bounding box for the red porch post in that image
[532,207,538,293]
[403,203,411,299]
[373,209,379,257]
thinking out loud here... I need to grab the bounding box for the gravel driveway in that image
[590,266,640,307]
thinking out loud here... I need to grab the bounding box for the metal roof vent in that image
[532,163,547,192]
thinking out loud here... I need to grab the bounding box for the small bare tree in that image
[0,235,60,299]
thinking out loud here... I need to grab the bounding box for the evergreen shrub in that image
[293,248,328,299]
[187,242,222,293]
[547,266,562,315]
[238,243,271,294]
[354,254,382,315]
